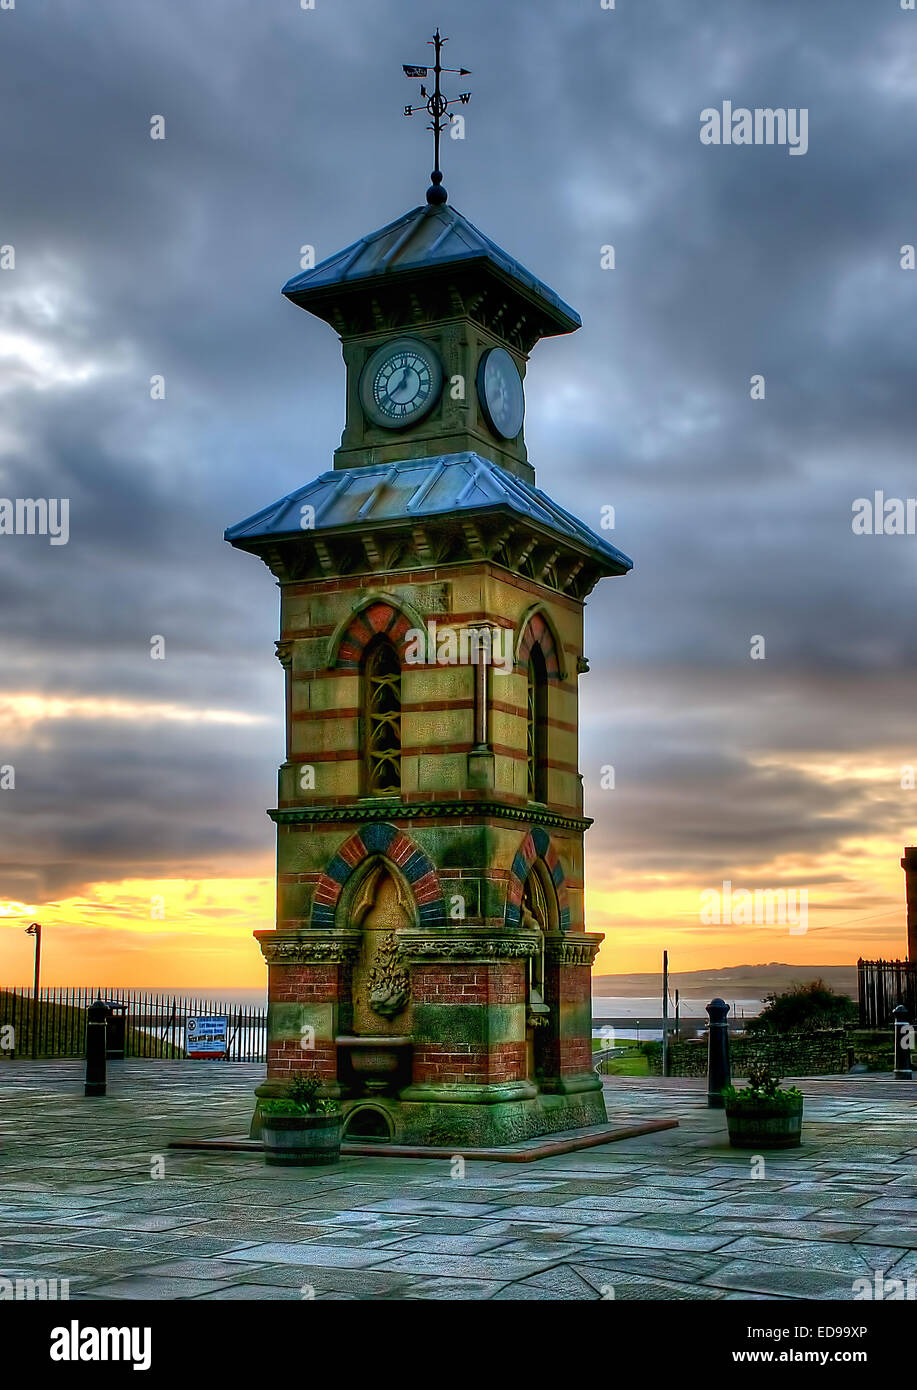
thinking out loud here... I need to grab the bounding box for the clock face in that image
[360,337,443,430]
[477,347,525,440]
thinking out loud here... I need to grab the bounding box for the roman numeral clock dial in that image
[360,337,443,429]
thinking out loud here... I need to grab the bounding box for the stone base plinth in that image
[250,1073,606,1147]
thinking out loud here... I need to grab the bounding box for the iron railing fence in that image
[0,987,267,1061]
[857,958,916,1027]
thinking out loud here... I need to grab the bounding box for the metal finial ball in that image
[426,170,447,205]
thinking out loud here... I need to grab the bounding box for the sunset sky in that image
[1,0,915,990]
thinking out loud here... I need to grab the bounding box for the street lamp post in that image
[25,922,41,1059]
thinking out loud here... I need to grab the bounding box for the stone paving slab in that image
[701,1261,857,1300]
[558,1224,735,1251]
[390,1277,507,1300]
[852,1225,917,1249]
[719,1235,902,1276]
[704,1217,878,1243]
[555,1249,724,1282]
[232,1265,415,1293]
[192,1282,304,1300]
[560,1194,713,1214]
[376,1234,522,1256]
[623,1212,734,1232]
[365,1251,563,1279]
[1,1061,915,1301]
[491,1264,596,1299]
[221,1242,398,1268]
[576,1269,726,1300]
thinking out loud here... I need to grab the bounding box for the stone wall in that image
[846,1029,895,1072]
[647,1030,850,1078]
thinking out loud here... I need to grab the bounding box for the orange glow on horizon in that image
[0,877,274,990]
[586,831,909,975]
[0,828,908,989]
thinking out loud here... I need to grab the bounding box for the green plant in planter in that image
[261,1074,341,1117]
[723,1064,804,1149]
[260,1074,343,1166]
[723,1064,802,1112]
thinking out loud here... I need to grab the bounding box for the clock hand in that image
[379,368,413,411]
[375,361,421,415]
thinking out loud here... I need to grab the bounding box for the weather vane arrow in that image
[402,27,471,205]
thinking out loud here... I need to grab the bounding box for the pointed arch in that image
[522,858,560,933]
[311,822,446,929]
[345,855,417,932]
[505,826,571,932]
[515,606,565,681]
[330,593,430,669]
[518,609,561,804]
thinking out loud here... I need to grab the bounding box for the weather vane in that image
[403,28,471,206]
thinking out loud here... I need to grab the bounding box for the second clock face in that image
[360,338,443,430]
[477,347,525,440]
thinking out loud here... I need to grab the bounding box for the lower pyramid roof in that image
[226,452,632,575]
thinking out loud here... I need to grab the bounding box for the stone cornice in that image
[255,930,362,965]
[269,801,593,834]
[396,928,541,962]
[544,932,604,966]
[256,926,603,967]
[239,518,613,600]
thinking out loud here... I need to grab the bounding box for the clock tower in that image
[227,33,633,1148]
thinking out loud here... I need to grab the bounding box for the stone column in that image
[254,931,361,1101]
[467,625,495,791]
[539,933,605,1100]
[901,847,917,962]
[274,641,293,761]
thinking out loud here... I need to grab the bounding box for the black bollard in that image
[707,997,731,1108]
[892,1003,913,1081]
[85,996,110,1097]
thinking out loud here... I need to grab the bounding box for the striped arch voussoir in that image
[505,826,571,931]
[334,602,414,669]
[311,822,445,929]
[517,611,562,681]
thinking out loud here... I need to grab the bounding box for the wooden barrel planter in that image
[262,1112,343,1167]
[725,1096,803,1150]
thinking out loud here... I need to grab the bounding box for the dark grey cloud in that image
[0,0,914,915]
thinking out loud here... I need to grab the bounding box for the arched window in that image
[364,638,401,795]
[527,643,548,802]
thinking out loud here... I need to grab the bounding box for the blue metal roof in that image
[225,453,632,573]
[282,203,582,337]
